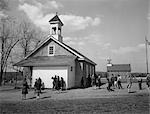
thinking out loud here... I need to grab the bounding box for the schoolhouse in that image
[14,14,96,89]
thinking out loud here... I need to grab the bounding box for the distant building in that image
[107,63,131,78]
[14,14,96,89]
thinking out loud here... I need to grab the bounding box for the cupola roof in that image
[49,14,63,26]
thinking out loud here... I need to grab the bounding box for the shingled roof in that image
[14,55,76,67]
[107,64,131,72]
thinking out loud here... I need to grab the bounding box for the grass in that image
[0,94,149,114]
[0,82,149,114]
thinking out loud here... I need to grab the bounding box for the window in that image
[48,45,55,56]
[71,66,73,71]
[86,64,89,77]
[52,27,56,34]
[58,28,61,35]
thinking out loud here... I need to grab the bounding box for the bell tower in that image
[49,13,64,42]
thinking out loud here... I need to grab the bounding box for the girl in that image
[126,74,133,93]
[22,78,29,100]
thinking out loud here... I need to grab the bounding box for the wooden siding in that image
[68,60,76,88]
[75,60,83,87]
[84,62,95,77]
[32,40,74,57]
[75,61,95,87]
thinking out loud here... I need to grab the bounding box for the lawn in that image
[0,94,149,114]
[0,82,149,114]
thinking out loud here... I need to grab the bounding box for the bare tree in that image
[16,20,43,86]
[0,17,20,86]
[0,0,42,86]
[19,20,41,57]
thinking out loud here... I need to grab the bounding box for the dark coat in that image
[22,81,29,94]
[36,80,42,90]
[98,78,101,87]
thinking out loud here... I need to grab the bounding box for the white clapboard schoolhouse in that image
[14,14,96,89]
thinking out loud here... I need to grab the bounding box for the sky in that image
[1,0,150,72]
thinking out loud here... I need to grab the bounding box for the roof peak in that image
[49,14,64,26]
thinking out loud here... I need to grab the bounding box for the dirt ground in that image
[0,82,150,114]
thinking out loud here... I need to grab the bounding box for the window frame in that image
[48,45,55,56]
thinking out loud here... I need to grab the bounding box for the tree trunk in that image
[0,69,4,86]
[0,23,5,86]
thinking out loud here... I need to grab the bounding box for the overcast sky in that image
[2,0,150,72]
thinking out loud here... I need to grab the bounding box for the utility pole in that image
[145,36,149,74]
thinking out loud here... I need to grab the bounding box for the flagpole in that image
[145,36,149,74]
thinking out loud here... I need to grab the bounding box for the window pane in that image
[49,46,54,55]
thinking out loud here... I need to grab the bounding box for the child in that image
[22,78,29,100]
[138,77,142,90]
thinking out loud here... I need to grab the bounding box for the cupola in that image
[49,13,64,42]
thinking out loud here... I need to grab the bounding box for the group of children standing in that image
[80,74,102,89]
[106,74,123,92]
[21,75,66,100]
[126,74,144,93]
[22,77,44,100]
[107,73,149,93]
[22,73,150,100]
[51,75,66,91]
